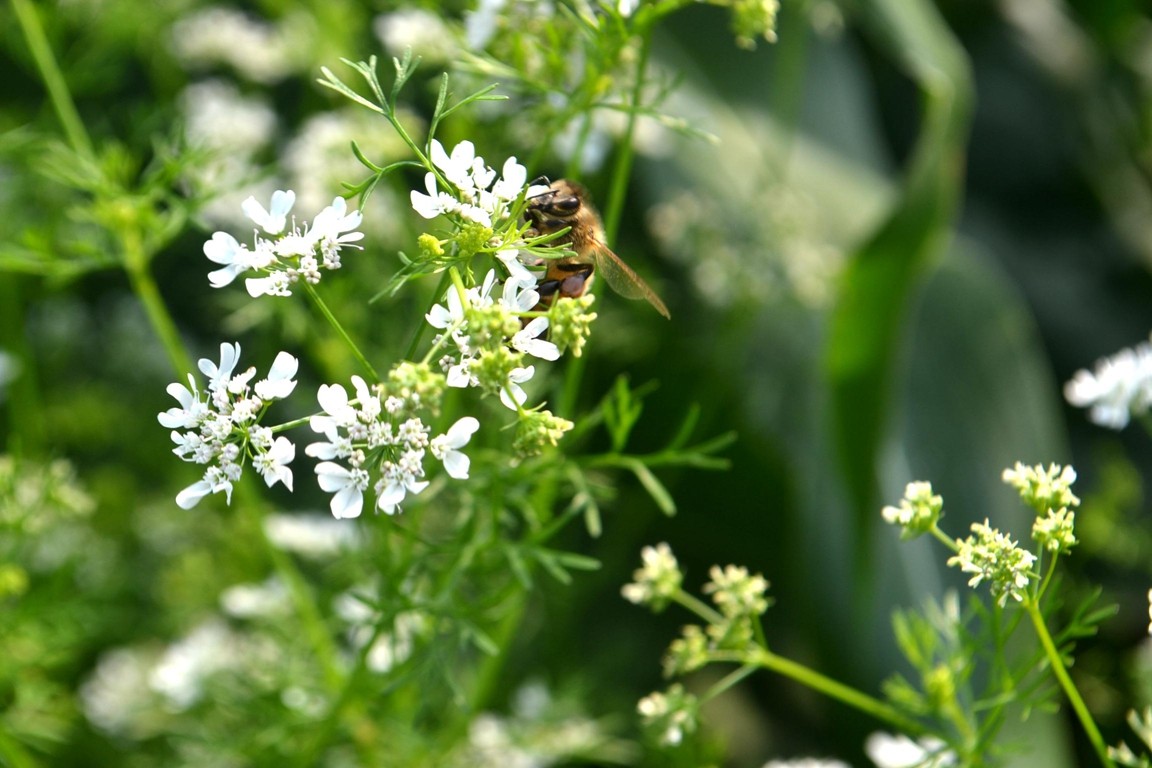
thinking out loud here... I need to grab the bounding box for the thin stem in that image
[10,0,94,159]
[122,229,194,376]
[601,23,654,243]
[1025,600,1114,767]
[236,482,344,694]
[672,590,724,625]
[303,282,379,380]
[749,647,925,736]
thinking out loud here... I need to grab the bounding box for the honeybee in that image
[525,179,670,319]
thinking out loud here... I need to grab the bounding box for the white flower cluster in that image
[1065,334,1152,429]
[158,343,298,509]
[881,480,943,539]
[621,542,683,610]
[204,190,363,297]
[410,139,546,229]
[947,520,1037,607]
[864,732,956,768]
[427,268,559,411]
[305,374,479,519]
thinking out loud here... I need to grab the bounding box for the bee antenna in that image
[530,175,552,187]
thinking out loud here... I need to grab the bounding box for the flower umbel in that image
[305,365,477,519]
[702,564,771,620]
[1001,462,1080,514]
[204,190,364,297]
[637,684,698,747]
[947,520,1037,607]
[882,481,943,539]
[1064,334,1152,430]
[1032,507,1077,555]
[158,343,298,509]
[621,543,683,611]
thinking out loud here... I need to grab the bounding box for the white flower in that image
[253,435,295,490]
[373,8,456,62]
[308,196,365,263]
[315,461,369,519]
[149,620,239,710]
[464,0,506,50]
[199,342,242,394]
[375,468,429,516]
[205,190,361,294]
[431,417,480,479]
[500,366,535,410]
[161,344,298,508]
[864,732,956,768]
[1065,337,1152,429]
[245,272,292,298]
[220,577,290,619]
[431,139,482,191]
[512,318,560,360]
[410,173,458,220]
[617,0,640,16]
[176,465,235,510]
[158,376,207,429]
[204,232,255,288]
[242,189,295,234]
[254,351,299,400]
[496,249,539,289]
[492,156,529,202]
[262,513,359,558]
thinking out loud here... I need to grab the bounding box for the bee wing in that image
[590,244,671,319]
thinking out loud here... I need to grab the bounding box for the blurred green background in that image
[3,0,1152,765]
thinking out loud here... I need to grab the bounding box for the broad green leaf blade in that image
[824,0,974,568]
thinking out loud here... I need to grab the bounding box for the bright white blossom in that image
[169,6,302,84]
[409,140,540,231]
[865,732,956,768]
[1065,335,1152,429]
[373,8,456,62]
[425,269,555,412]
[158,343,298,509]
[306,369,476,519]
[430,417,480,479]
[262,513,359,558]
[622,543,682,610]
[947,520,1037,607]
[1001,462,1080,512]
[203,190,363,296]
[882,481,943,539]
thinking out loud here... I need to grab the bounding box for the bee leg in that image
[528,264,594,336]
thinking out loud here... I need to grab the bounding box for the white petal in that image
[331,486,363,519]
[442,450,470,480]
[305,441,338,460]
[316,383,350,416]
[315,461,352,493]
[203,232,243,266]
[175,480,213,509]
[444,416,480,448]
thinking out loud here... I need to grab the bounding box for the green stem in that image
[601,23,654,243]
[303,282,378,380]
[750,647,925,736]
[1025,600,1115,767]
[0,724,39,768]
[236,482,344,694]
[672,590,724,625]
[122,231,193,376]
[10,0,94,159]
